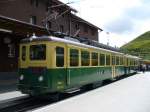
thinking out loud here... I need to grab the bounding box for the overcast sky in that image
[60,0,150,47]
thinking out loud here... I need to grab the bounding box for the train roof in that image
[21,35,141,59]
[21,35,124,55]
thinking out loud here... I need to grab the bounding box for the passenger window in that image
[128,59,130,66]
[131,60,133,65]
[92,52,98,66]
[106,54,110,66]
[120,57,123,65]
[70,49,79,66]
[22,46,26,61]
[81,51,90,66]
[126,58,129,66]
[116,56,120,65]
[56,47,64,67]
[100,53,105,66]
[112,56,115,65]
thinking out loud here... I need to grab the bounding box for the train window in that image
[128,59,130,66]
[126,58,129,66]
[30,44,46,60]
[100,53,105,66]
[112,56,115,65]
[120,57,123,65]
[131,60,133,65]
[22,46,26,61]
[56,47,64,67]
[116,56,120,65]
[70,49,79,66]
[92,52,98,66]
[81,51,90,66]
[106,54,110,66]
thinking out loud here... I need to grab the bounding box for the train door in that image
[66,46,80,87]
[112,55,116,79]
[55,45,67,90]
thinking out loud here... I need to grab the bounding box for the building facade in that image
[0,0,101,72]
[0,0,100,40]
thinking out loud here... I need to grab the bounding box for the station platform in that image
[32,72,150,112]
[0,91,26,102]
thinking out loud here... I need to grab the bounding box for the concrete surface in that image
[32,72,150,112]
[0,91,26,102]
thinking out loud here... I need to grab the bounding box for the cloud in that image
[126,4,150,20]
[60,0,150,47]
[104,16,134,34]
[103,0,150,34]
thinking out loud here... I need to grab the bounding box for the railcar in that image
[18,35,140,97]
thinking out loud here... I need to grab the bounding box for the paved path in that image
[33,72,150,112]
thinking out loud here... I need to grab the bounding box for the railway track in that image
[0,95,57,112]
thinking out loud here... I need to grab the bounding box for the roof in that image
[49,0,102,31]
[50,0,77,13]
[71,14,103,31]
[0,15,53,36]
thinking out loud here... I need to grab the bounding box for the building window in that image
[46,21,51,29]
[8,44,15,58]
[75,23,79,30]
[70,49,79,66]
[46,3,49,11]
[56,47,64,67]
[81,50,90,66]
[31,0,38,7]
[60,25,64,32]
[30,16,37,25]
[84,25,88,33]
[91,29,95,36]
[91,52,98,66]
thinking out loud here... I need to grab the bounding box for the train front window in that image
[30,44,46,60]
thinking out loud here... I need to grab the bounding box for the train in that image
[18,34,140,99]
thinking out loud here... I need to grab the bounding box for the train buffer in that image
[32,72,150,112]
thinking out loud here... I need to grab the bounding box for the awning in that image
[0,15,52,37]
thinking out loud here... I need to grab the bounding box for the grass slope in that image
[121,31,150,59]
[122,31,150,50]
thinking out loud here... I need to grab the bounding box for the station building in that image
[0,0,102,78]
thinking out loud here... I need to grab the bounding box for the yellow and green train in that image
[18,35,140,96]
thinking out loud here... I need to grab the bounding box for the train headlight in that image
[20,75,24,80]
[38,76,44,82]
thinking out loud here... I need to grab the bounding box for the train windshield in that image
[30,44,46,60]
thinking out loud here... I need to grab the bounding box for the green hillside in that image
[121,31,150,60]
